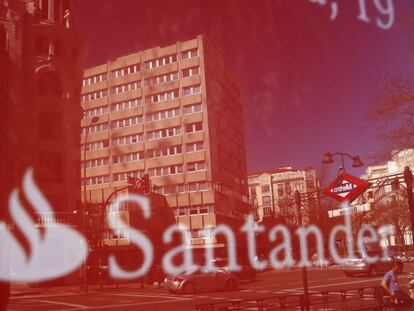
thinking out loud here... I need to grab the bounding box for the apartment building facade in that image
[362,149,414,246]
[80,35,251,250]
[248,167,319,224]
[0,0,82,215]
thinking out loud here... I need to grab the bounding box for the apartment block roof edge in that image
[248,166,316,176]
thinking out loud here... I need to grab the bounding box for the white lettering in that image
[241,215,268,270]
[204,225,240,272]
[296,225,324,267]
[162,225,196,275]
[108,194,153,279]
[329,211,355,264]
[268,225,294,269]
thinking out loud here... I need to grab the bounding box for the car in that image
[341,251,403,277]
[311,253,333,268]
[163,267,239,294]
[211,258,256,281]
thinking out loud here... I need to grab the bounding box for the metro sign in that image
[324,172,370,202]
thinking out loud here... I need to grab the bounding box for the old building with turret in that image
[0,0,82,216]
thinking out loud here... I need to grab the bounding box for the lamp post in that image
[322,152,363,173]
[294,190,310,311]
[81,115,99,292]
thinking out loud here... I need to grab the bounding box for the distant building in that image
[248,167,319,224]
[362,149,414,246]
[0,0,82,215]
[80,35,251,251]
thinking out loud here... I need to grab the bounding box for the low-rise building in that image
[248,167,319,225]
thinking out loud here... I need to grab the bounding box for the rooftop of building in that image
[248,166,316,177]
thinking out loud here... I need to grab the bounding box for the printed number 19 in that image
[357,0,394,30]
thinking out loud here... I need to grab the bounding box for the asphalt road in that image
[8,265,414,311]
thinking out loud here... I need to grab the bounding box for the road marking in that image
[114,293,192,300]
[84,299,193,310]
[27,299,88,309]
[11,293,85,300]
[241,289,253,292]
[211,297,225,300]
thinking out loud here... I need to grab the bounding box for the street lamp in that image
[322,152,364,172]
[81,115,99,292]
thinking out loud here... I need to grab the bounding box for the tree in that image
[363,192,411,247]
[370,77,414,160]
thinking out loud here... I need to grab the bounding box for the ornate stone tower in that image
[0,0,82,215]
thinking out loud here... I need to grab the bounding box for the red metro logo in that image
[324,172,371,203]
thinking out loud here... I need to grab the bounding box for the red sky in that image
[73,0,414,183]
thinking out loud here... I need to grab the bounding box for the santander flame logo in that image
[0,169,88,282]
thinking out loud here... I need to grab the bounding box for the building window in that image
[111,98,142,112]
[110,64,140,78]
[149,165,183,177]
[83,175,110,186]
[185,122,203,133]
[145,72,178,86]
[84,105,109,118]
[188,181,208,192]
[182,67,200,78]
[149,89,179,103]
[147,126,181,140]
[113,170,144,182]
[111,81,140,95]
[113,152,144,164]
[146,107,180,122]
[81,89,108,103]
[147,145,182,158]
[261,185,270,193]
[181,48,198,60]
[81,122,109,135]
[263,207,272,216]
[262,196,271,205]
[183,103,202,114]
[285,183,292,195]
[277,184,284,196]
[250,187,257,196]
[144,54,177,70]
[187,161,206,172]
[112,133,143,146]
[182,84,201,96]
[186,141,204,152]
[111,115,143,129]
[80,139,109,151]
[82,73,107,86]
[81,157,109,169]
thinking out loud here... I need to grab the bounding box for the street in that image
[8,265,414,311]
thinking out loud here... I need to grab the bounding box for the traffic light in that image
[391,178,400,191]
[142,174,150,193]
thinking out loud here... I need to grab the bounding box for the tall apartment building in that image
[248,167,319,224]
[0,0,82,215]
[80,35,251,250]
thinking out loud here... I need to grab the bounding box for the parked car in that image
[211,258,256,281]
[164,267,239,294]
[341,251,403,277]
